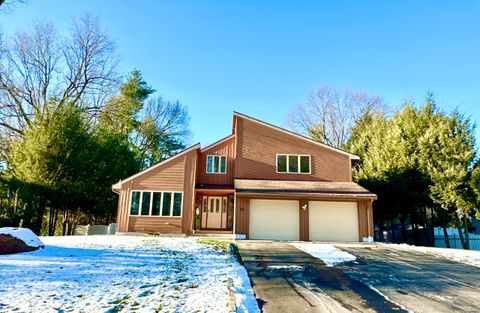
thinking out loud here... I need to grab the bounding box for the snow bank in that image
[292,243,356,267]
[0,227,44,248]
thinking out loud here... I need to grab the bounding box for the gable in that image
[235,116,352,182]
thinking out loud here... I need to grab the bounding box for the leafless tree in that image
[287,85,385,148]
[0,0,29,13]
[0,14,119,156]
[131,97,191,168]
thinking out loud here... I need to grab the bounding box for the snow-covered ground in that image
[0,235,259,313]
[0,227,44,248]
[291,242,356,266]
[383,243,480,268]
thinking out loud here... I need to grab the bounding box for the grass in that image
[112,295,130,305]
[197,239,243,263]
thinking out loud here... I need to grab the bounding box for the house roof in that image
[233,112,360,160]
[234,179,376,199]
[112,143,201,190]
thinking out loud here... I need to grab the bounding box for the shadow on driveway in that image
[237,241,408,313]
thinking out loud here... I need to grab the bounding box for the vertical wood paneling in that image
[235,196,249,236]
[235,117,352,181]
[182,149,198,234]
[357,200,370,240]
[299,199,309,241]
[197,135,236,186]
[131,156,185,190]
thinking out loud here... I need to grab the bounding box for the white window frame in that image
[276,154,311,174]
[206,155,227,174]
[129,190,183,218]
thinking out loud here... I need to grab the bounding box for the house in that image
[112,112,377,241]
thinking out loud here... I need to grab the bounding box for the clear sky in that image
[1,0,480,146]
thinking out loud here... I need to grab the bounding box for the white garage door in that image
[309,201,358,242]
[249,199,299,240]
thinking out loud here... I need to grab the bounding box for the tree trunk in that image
[441,210,451,248]
[463,214,470,250]
[390,217,396,243]
[454,213,468,250]
[400,214,407,243]
[410,209,420,246]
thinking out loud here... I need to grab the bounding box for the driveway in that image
[237,241,480,313]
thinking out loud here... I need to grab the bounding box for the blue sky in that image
[1,0,480,146]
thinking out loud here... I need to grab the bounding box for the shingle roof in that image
[234,179,377,199]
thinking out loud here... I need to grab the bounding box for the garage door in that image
[309,201,358,242]
[249,199,299,240]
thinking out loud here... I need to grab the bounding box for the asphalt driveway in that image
[237,241,480,313]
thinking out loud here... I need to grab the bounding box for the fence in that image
[73,223,116,236]
[434,227,480,250]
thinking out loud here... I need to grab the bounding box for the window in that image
[152,192,161,216]
[130,191,141,215]
[173,193,182,216]
[130,191,182,217]
[141,192,151,215]
[276,154,311,174]
[206,155,227,174]
[162,192,172,216]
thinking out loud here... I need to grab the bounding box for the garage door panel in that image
[309,201,358,242]
[250,199,299,240]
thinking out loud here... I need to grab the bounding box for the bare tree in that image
[0,14,119,153]
[131,97,191,168]
[287,85,385,148]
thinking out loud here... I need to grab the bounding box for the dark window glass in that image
[214,156,220,173]
[141,192,151,215]
[206,155,213,173]
[130,191,140,215]
[300,156,310,173]
[203,198,207,212]
[162,192,172,216]
[220,156,227,173]
[152,192,161,216]
[289,155,299,173]
[277,155,287,172]
[173,193,182,216]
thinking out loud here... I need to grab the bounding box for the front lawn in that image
[0,235,258,312]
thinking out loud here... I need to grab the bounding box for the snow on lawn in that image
[291,243,356,267]
[0,227,44,248]
[0,235,259,313]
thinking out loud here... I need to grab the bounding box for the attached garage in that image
[309,201,359,242]
[249,199,299,240]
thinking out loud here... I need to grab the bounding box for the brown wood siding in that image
[235,117,351,181]
[131,156,185,191]
[197,135,235,186]
[299,199,309,241]
[357,200,373,240]
[182,149,198,234]
[235,196,249,237]
[128,216,182,233]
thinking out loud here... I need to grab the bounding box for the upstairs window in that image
[206,155,227,174]
[276,154,311,174]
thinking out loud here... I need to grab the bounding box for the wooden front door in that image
[201,196,228,229]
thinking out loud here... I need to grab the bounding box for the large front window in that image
[276,154,311,174]
[206,155,227,174]
[130,191,183,217]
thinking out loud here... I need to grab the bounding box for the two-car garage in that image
[248,199,360,242]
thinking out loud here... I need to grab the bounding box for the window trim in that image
[206,154,227,174]
[276,154,311,174]
[129,190,183,218]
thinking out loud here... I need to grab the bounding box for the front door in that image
[201,196,228,229]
